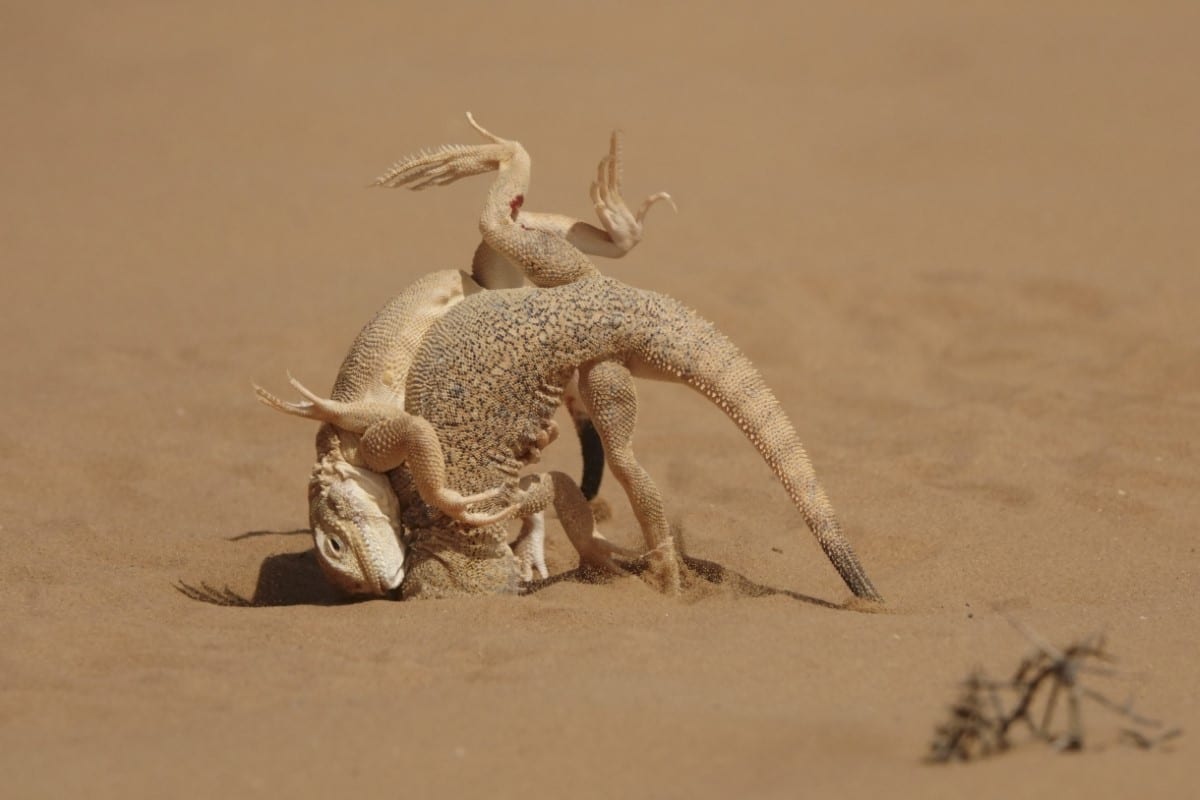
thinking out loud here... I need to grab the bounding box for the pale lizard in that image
[257,116,670,594]
[265,123,885,604]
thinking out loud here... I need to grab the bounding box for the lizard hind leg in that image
[578,360,683,594]
[372,113,522,190]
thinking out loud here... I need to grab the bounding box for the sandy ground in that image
[3,2,1198,797]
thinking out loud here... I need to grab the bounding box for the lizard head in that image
[307,455,406,597]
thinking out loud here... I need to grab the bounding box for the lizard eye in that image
[316,528,345,561]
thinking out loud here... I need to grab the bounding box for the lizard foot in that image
[590,130,676,254]
[512,512,548,581]
[636,537,683,595]
[431,485,527,528]
[254,374,391,433]
[518,420,560,465]
[372,112,522,190]
[577,530,640,577]
[511,515,636,583]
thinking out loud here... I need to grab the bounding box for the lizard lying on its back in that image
[258,116,670,594]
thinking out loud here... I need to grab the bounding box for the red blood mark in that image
[509,194,525,221]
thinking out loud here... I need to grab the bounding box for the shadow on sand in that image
[177,530,846,611]
[175,528,350,607]
[521,555,843,610]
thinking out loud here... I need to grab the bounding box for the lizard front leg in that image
[380,113,675,289]
[584,128,676,256]
[358,414,524,527]
[503,129,676,263]
[511,513,547,581]
[508,471,638,577]
[256,376,519,527]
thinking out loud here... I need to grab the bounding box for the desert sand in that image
[3,2,1197,797]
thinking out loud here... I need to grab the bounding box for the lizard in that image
[296,274,887,604]
[265,125,885,605]
[256,115,672,594]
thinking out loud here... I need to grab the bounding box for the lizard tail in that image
[631,297,884,603]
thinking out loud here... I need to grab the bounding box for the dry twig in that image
[927,625,1179,762]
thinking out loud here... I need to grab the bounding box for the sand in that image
[3,2,1197,797]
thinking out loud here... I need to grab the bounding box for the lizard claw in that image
[577,530,640,577]
[253,373,329,421]
[253,373,384,434]
[464,111,508,145]
[511,517,635,582]
[589,130,673,254]
[432,485,527,528]
[284,372,328,410]
[635,191,677,222]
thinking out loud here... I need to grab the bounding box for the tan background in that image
[2,2,1197,797]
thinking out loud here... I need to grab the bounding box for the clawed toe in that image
[587,130,673,254]
[640,540,683,594]
[579,534,641,576]
[253,375,324,420]
[465,112,509,145]
[636,191,676,221]
[284,373,329,409]
[442,484,526,527]
[512,513,548,581]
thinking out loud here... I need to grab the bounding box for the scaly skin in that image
[267,115,882,604]
[370,118,881,602]
[256,271,502,595]
[392,276,883,603]
[375,113,673,290]
[259,116,670,595]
